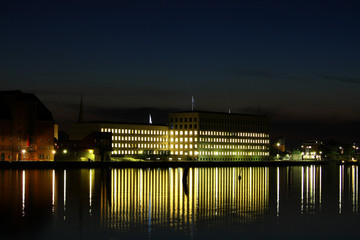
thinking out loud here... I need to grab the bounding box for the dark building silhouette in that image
[55,131,112,161]
[0,90,55,161]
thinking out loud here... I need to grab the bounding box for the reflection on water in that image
[0,165,359,239]
[339,165,359,215]
[102,167,269,232]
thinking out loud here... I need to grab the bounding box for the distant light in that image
[22,149,26,154]
[89,150,94,154]
[52,150,56,154]
[63,150,67,154]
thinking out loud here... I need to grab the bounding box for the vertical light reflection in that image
[357,166,359,214]
[179,168,183,219]
[52,169,55,214]
[89,169,94,216]
[215,167,218,215]
[306,167,309,212]
[265,167,268,204]
[249,167,252,209]
[140,169,143,212]
[319,166,322,212]
[301,167,304,214]
[339,165,343,214]
[232,168,235,212]
[276,167,280,217]
[148,169,152,237]
[22,170,25,217]
[351,166,358,215]
[169,168,173,220]
[64,170,67,220]
[189,168,193,215]
[310,166,313,209]
[352,166,355,214]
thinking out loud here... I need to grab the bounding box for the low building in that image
[56,131,112,161]
[168,111,270,161]
[0,90,55,161]
[301,140,325,160]
[69,122,169,160]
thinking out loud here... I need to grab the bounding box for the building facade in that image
[0,91,55,161]
[69,111,270,161]
[168,111,270,161]
[69,122,169,159]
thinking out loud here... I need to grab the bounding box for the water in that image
[0,165,359,239]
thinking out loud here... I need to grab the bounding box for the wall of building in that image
[0,91,55,161]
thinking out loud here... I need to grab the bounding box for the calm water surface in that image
[0,165,359,239]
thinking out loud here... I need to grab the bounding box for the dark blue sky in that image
[1,0,360,146]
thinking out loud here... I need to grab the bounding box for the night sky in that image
[1,0,360,148]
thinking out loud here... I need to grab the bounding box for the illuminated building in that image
[0,91,55,161]
[69,110,270,161]
[301,140,324,160]
[69,122,169,159]
[168,111,270,161]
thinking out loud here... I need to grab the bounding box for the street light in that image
[276,143,280,159]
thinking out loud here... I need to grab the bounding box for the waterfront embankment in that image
[0,160,330,169]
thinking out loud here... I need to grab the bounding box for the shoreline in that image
[0,160,331,169]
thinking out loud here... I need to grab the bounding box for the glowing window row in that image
[200,131,269,138]
[169,151,269,156]
[169,137,197,143]
[200,145,268,150]
[169,130,198,136]
[112,136,167,142]
[112,150,168,155]
[170,144,198,149]
[200,138,269,144]
[198,151,270,156]
[112,143,167,149]
[170,151,199,156]
[102,128,167,135]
